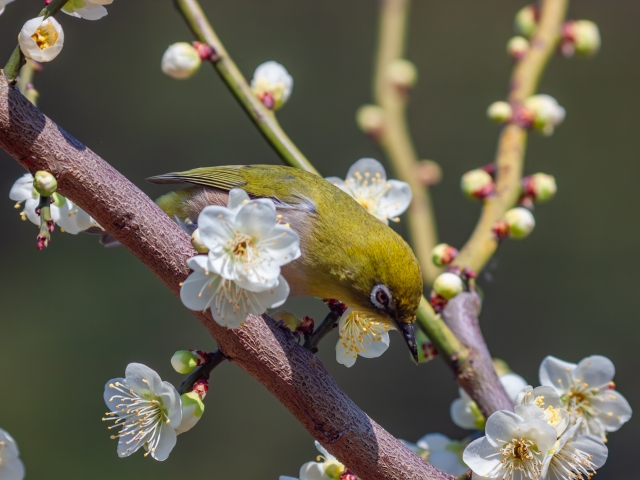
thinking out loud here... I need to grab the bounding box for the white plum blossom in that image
[62,0,114,20]
[19,17,64,62]
[280,441,354,480]
[0,0,15,16]
[180,188,300,328]
[251,61,293,110]
[326,158,412,224]
[0,428,25,480]
[103,363,182,461]
[336,309,390,368]
[10,173,96,234]
[402,433,468,476]
[161,43,202,80]
[451,373,527,430]
[463,410,557,480]
[541,419,608,480]
[539,355,632,440]
[514,385,570,437]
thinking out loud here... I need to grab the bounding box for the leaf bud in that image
[356,104,386,138]
[161,42,202,80]
[522,173,557,203]
[504,207,535,239]
[33,171,57,197]
[487,101,512,124]
[433,272,464,300]
[171,350,209,374]
[514,5,538,37]
[176,391,205,434]
[190,228,209,254]
[507,36,529,60]
[416,160,442,186]
[561,20,601,57]
[386,59,418,89]
[461,169,495,200]
[270,310,300,332]
[431,243,458,267]
[493,358,513,377]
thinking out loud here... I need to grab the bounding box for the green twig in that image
[173,0,318,175]
[2,0,68,83]
[178,349,226,395]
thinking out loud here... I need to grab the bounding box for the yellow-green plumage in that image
[149,165,423,359]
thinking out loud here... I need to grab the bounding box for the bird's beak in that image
[396,321,418,364]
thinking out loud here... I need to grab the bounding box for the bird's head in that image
[327,232,424,364]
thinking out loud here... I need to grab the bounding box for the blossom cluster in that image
[463,355,631,479]
[180,188,301,328]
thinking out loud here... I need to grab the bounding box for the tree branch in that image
[453,0,569,273]
[373,0,440,284]
[442,293,514,417]
[173,0,318,175]
[0,77,454,480]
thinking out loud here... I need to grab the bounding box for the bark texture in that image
[442,293,514,417]
[0,77,454,480]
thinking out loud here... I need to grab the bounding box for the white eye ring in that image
[371,284,392,309]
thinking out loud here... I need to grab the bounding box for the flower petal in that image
[324,177,346,191]
[298,461,327,480]
[197,205,236,251]
[180,270,215,312]
[485,410,521,447]
[235,199,278,238]
[377,179,412,218]
[103,377,127,411]
[227,188,250,210]
[430,450,468,476]
[9,173,33,201]
[150,421,177,461]
[125,363,164,397]
[500,373,528,402]
[450,398,479,430]
[160,381,183,426]
[569,435,608,469]
[593,390,632,432]
[260,224,302,266]
[24,198,41,225]
[539,355,575,394]
[572,355,615,389]
[247,275,291,311]
[335,341,357,368]
[462,437,501,476]
[346,158,387,184]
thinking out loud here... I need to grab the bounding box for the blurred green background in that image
[0,1,638,478]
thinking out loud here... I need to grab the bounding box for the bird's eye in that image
[371,284,392,310]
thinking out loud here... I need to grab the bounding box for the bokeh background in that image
[0,1,638,478]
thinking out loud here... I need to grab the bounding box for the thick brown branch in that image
[0,77,453,480]
[442,293,513,417]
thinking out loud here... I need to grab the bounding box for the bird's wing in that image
[147,165,318,213]
[146,167,247,191]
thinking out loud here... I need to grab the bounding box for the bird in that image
[147,165,423,362]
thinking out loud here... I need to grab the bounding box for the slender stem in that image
[303,311,340,354]
[173,0,318,175]
[178,350,226,395]
[452,0,569,273]
[16,61,38,106]
[2,0,69,83]
[373,0,440,284]
[416,297,468,366]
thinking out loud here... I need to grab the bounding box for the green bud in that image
[176,391,205,434]
[572,20,601,56]
[487,101,512,123]
[51,192,66,207]
[433,272,464,300]
[493,358,513,377]
[356,104,386,137]
[33,171,57,197]
[323,460,345,480]
[191,228,209,254]
[171,350,199,374]
[528,173,557,202]
[431,243,458,267]
[504,207,535,239]
[386,59,418,89]
[506,36,529,60]
[514,5,537,37]
[461,169,494,200]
